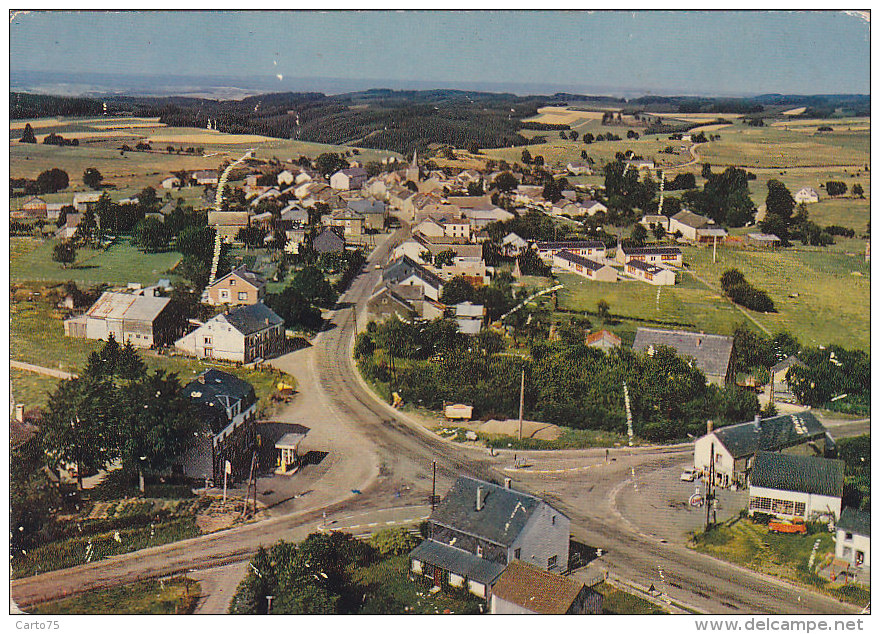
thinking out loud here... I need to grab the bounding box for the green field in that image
[594,582,668,615]
[11,368,59,409]
[30,577,201,615]
[11,237,182,286]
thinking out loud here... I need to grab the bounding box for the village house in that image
[633,327,734,385]
[535,240,607,263]
[330,167,369,191]
[693,412,833,488]
[770,355,807,403]
[328,209,365,237]
[835,508,870,575]
[21,196,47,215]
[640,214,670,231]
[382,255,444,301]
[45,202,66,221]
[276,169,296,186]
[616,245,683,267]
[347,198,387,230]
[64,291,183,348]
[668,210,726,242]
[624,159,655,171]
[624,258,676,285]
[207,210,250,243]
[442,217,471,240]
[747,451,844,522]
[175,302,285,363]
[553,250,618,282]
[279,203,309,227]
[409,476,571,599]
[501,232,529,256]
[746,233,782,248]
[794,187,820,204]
[367,284,445,322]
[206,266,266,307]
[454,301,485,335]
[250,211,274,230]
[413,217,446,238]
[55,212,83,239]
[178,369,257,484]
[565,162,593,176]
[490,561,602,615]
[585,329,621,351]
[73,191,101,212]
[310,228,344,254]
[249,187,282,207]
[192,170,219,186]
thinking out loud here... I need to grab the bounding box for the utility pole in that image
[713,235,718,264]
[705,441,714,531]
[431,460,437,511]
[518,368,525,442]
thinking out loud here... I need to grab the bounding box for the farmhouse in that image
[553,250,618,282]
[206,266,266,307]
[280,203,309,227]
[73,191,101,212]
[624,159,655,171]
[535,240,606,263]
[668,210,716,242]
[694,412,833,488]
[490,561,602,615]
[192,170,219,185]
[748,452,843,522]
[409,476,571,599]
[616,245,683,267]
[585,329,621,351]
[46,202,66,221]
[624,258,676,285]
[330,167,369,191]
[178,369,257,484]
[632,327,733,385]
[175,302,285,363]
[794,187,820,204]
[276,169,296,186]
[328,209,365,236]
[21,196,47,215]
[64,291,182,348]
[746,233,782,248]
[835,508,870,574]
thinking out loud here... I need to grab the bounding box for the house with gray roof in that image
[632,327,733,385]
[410,476,570,599]
[64,290,183,348]
[748,451,844,522]
[835,508,870,575]
[312,228,346,254]
[382,255,444,301]
[535,240,606,263]
[694,411,833,488]
[553,250,618,282]
[178,369,258,483]
[347,198,387,230]
[175,302,285,363]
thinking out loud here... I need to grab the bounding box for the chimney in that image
[15,404,25,422]
[706,419,713,434]
[476,486,486,511]
[504,478,512,489]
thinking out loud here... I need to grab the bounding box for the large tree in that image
[19,123,37,143]
[52,241,77,267]
[765,179,795,221]
[132,217,172,252]
[83,167,103,190]
[314,153,349,178]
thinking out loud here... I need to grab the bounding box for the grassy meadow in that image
[30,577,201,615]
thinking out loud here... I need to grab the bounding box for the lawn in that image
[11,368,60,409]
[690,517,870,607]
[684,244,870,351]
[30,577,201,614]
[594,581,668,615]
[10,236,182,286]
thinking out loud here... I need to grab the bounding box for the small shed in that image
[275,431,308,473]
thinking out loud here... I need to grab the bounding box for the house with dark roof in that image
[409,476,570,599]
[206,266,266,307]
[366,284,444,323]
[178,369,257,483]
[175,302,285,363]
[382,255,444,301]
[632,327,733,385]
[624,258,676,285]
[329,167,369,191]
[694,412,833,488]
[490,561,602,614]
[668,210,717,241]
[347,198,387,230]
[535,240,606,263]
[616,245,683,267]
[553,250,618,282]
[312,228,346,254]
[748,451,844,522]
[835,508,870,574]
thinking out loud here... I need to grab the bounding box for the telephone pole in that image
[518,368,525,441]
[705,441,715,531]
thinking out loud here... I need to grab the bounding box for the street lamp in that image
[266,595,274,613]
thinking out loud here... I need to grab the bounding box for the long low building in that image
[536,240,606,263]
[553,250,617,282]
[748,451,843,522]
[64,291,183,348]
[616,245,683,266]
[624,258,676,285]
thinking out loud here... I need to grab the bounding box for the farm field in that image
[684,244,870,351]
[10,237,182,286]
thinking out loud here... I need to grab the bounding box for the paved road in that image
[12,224,867,615]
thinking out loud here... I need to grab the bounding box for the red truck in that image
[768,518,807,534]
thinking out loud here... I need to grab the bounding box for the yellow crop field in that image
[147,130,272,144]
[782,107,807,116]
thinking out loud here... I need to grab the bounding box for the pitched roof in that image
[86,291,171,323]
[632,327,733,379]
[586,329,621,347]
[626,258,668,275]
[313,228,345,253]
[710,411,828,459]
[347,198,386,215]
[409,539,505,585]
[491,561,587,614]
[837,507,870,537]
[208,211,249,226]
[220,302,283,336]
[211,266,265,290]
[338,167,368,178]
[620,245,682,256]
[182,369,256,434]
[383,255,444,290]
[431,476,560,547]
[555,250,607,271]
[672,210,712,229]
[750,451,844,498]
[536,240,605,250]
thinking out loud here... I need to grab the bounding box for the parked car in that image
[680,468,697,482]
[769,518,807,534]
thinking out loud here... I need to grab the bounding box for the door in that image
[433,567,442,586]
[856,551,864,566]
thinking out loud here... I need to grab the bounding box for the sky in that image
[8,10,871,96]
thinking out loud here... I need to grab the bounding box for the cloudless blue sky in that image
[9,10,870,95]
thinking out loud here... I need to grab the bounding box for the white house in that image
[553,250,618,282]
[835,507,870,574]
[161,176,181,189]
[276,169,296,186]
[794,187,820,204]
[330,167,369,191]
[565,162,593,176]
[616,245,683,267]
[693,412,833,489]
[668,210,715,242]
[747,451,843,522]
[501,232,529,256]
[455,302,485,335]
[382,255,444,301]
[624,258,676,285]
[175,303,285,363]
[535,240,606,263]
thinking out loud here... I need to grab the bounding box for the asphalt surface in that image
[11,226,868,615]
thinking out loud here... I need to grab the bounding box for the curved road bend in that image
[12,225,864,615]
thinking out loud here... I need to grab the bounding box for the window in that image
[238,292,248,301]
[514,548,521,560]
[548,555,558,569]
[230,279,235,286]
[845,532,853,541]
[750,496,772,511]
[220,290,229,299]
[794,502,806,516]
[203,336,213,345]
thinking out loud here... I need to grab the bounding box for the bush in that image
[369,529,420,557]
[720,268,776,313]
